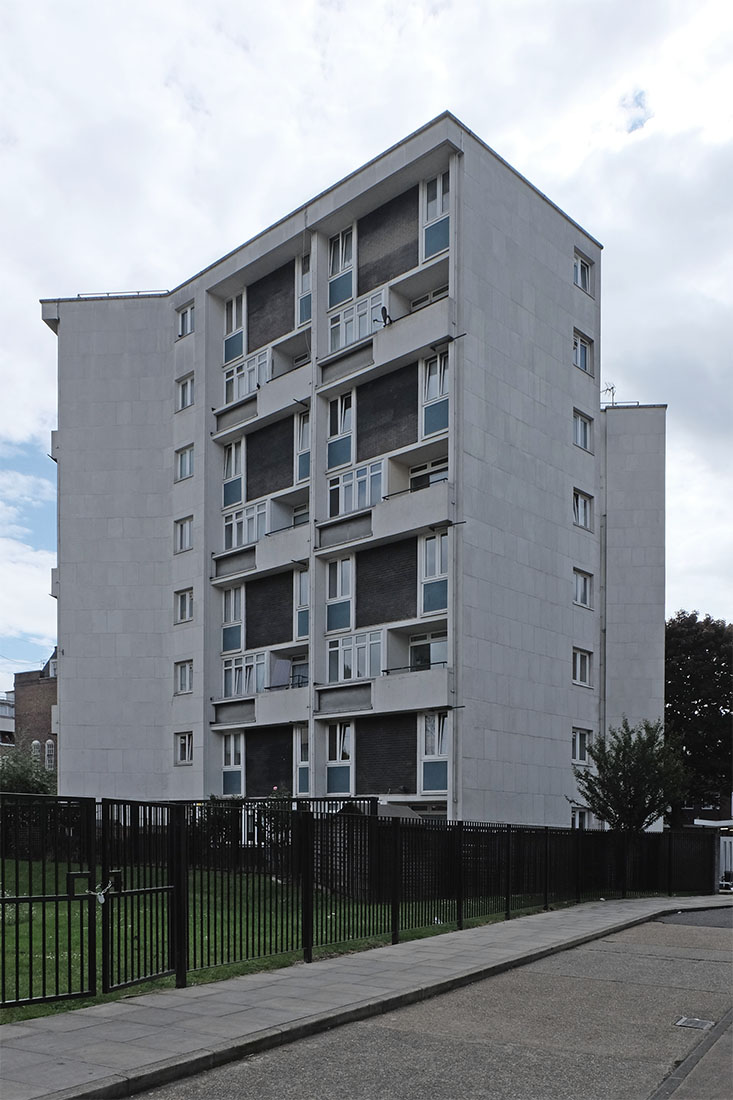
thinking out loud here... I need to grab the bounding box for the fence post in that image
[455,821,464,930]
[575,827,582,904]
[85,798,98,997]
[391,817,401,945]
[710,829,720,896]
[505,824,512,920]
[666,830,673,896]
[170,803,188,988]
[621,832,628,900]
[300,810,314,963]
[543,826,550,911]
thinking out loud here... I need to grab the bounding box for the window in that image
[329,291,382,353]
[222,586,243,652]
[572,490,593,530]
[573,332,592,374]
[571,806,588,830]
[44,739,55,771]
[223,440,243,507]
[573,570,592,608]
[224,501,267,549]
[222,732,243,795]
[174,516,193,553]
[224,349,269,404]
[175,732,193,765]
[297,254,311,325]
[223,652,266,697]
[293,502,309,527]
[327,393,353,468]
[573,411,592,451]
[294,725,310,795]
[424,171,450,259]
[326,557,352,631]
[572,727,592,764]
[409,632,447,671]
[327,721,352,794]
[174,660,193,694]
[177,304,194,338]
[421,712,448,792]
[328,227,354,308]
[573,254,592,294]
[410,457,448,491]
[422,351,449,436]
[31,740,41,759]
[295,568,309,638]
[328,461,382,517]
[175,445,194,481]
[296,412,310,481]
[176,375,194,410]
[572,648,592,686]
[411,284,449,311]
[422,531,448,614]
[290,655,309,689]
[175,588,194,624]
[224,292,244,363]
[328,631,382,683]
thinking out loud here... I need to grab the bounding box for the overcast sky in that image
[1,0,731,691]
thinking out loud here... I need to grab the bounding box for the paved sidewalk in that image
[2,895,731,1100]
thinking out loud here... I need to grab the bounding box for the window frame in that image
[328,630,382,684]
[296,411,310,482]
[297,253,311,326]
[328,226,354,309]
[222,585,243,653]
[223,501,267,550]
[573,410,593,452]
[222,731,243,795]
[295,567,309,639]
[326,721,353,795]
[175,731,193,765]
[177,304,194,338]
[326,556,353,632]
[223,439,244,507]
[409,631,448,671]
[223,292,244,364]
[223,651,267,697]
[294,724,310,795]
[423,171,450,261]
[573,332,592,375]
[421,351,449,438]
[572,727,592,764]
[419,711,449,794]
[175,444,194,482]
[573,569,593,609]
[572,490,593,531]
[176,374,194,411]
[174,588,194,624]
[328,460,383,518]
[174,516,193,554]
[327,392,354,470]
[44,738,55,771]
[573,253,592,295]
[420,530,449,616]
[174,660,193,695]
[410,457,448,491]
[572,648,592,687]
[328,291,383,353]
[224,349,269,405]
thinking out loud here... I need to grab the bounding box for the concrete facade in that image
[43,113,666,823]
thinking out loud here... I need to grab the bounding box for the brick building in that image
[13,650,58,772]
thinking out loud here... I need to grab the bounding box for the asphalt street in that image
[141,909,732,1100]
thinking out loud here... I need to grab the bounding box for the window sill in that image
[571,680,593,689]
[572,601,594,611]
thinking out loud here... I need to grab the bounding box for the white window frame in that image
[573,332,592,374]
[294,724,310,795]
[573,254,592,294]
[421,351,449,438]
[175,444,194,481]
[174,588,194,624]
[326,721,353,795]
[572,648,592,687]
[409,631,448,671]
[222,585,243,653]
[410,457,448,491]
[177,304,194,338]
[328,460,383,517]
[223,651,267,697]
[296,411,310,482]
[224,349,269,405]
[223,439,244,507]
[297,253,311,326]
[421,531,448,615]
[293,502,309,527]
[411,284,449,311]
[222,732,243,795]
[572,727,592,764]
[329,291,382,353]
[328,630,382,683]
[420,711,448,794]
[572,490,593,530]
[573,569,593,608]
[174,516,193,553]
[573,411,593,451]
[31,739,41,759]
[295,567,309,639]
[223,292,244,364]
[224,501,267,549]
[326,556,352,632]
[290,655,309,689]
[327,392,354,469]
[174,660,193,695]
[328,226,354,309]
[571,806,588,830]
[423,171,450,260]
[176,374,194,411]
[175,731,193,765]
[44,738,55,771]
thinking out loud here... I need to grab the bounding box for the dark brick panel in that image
[246,417,294,500]
[245,726,292,796]
[13,668,57,757]
[356,363,418,461]
[357,187,419,295]
[355,538,417,627]
[355,713,417,795]
[247,262,295,353]
[246,571,293,649]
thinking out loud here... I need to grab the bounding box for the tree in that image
[573,718,687,832]
[665,610,733,815]
[0,749,56,795]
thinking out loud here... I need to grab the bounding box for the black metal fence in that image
[0,793,719,1008]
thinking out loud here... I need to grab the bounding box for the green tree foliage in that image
[0,749,56,794]
[665,610,733,811]
[573,718,687,832]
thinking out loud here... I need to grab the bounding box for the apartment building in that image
[42,113,665,823]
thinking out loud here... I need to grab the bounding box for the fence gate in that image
[0,794,97,1006]
[100,799,184,993]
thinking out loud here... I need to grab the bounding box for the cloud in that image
[0,537,56,646]
[620,89,653,132]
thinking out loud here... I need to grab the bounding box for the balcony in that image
[373,663,452,713]
[373,293,455,372]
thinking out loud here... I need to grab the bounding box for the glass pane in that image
[423,579,448,613]
[424,398,449,436]
[298,766,309,794]
[425,215,450,259]
[327,600,351,631]
[222,625,241,652]
[411,643,431,671]
[426,177,437,221]
[424,714,436,755]
[297,609,309,637]
[224,331,243,363]
[328,270,353,309]
[327,765,350,794]
[423,760,447,792]
[222,770,241,795]
[327,435,352,469]
[223,477,242,507]
[298,450,310,479]
[299,293,312,325]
